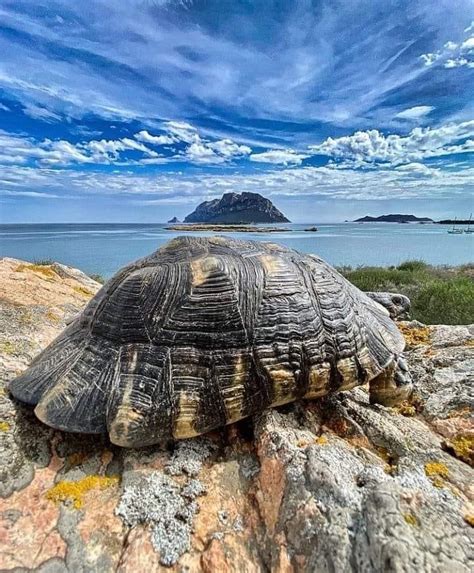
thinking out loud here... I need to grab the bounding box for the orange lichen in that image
[0,421,11,432]
[447,434,474,466]
[398,324,431,347]
[46,475,119,509]
[15,263,57,280]
[403,512,419,527]
[464,514,474,527]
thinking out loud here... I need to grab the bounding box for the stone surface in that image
[184,191,290,223]
[0,259,473,572]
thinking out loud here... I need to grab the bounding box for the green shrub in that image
[33,258,55,266]
[397,260,428,272]
[411,278,474,325]
[342,263,474,325]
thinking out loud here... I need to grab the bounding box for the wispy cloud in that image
[395,106,434,120]
[249,149,309,165]
[0,2,473,221]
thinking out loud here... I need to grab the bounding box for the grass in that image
[33,258,55,266]
[341,260,474,325]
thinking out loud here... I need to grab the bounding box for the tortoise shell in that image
[10,236,406,447]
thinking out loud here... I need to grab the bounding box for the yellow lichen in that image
[315,435,328,445]
[46,311,60,323]
[425,461,449,487]
[464,339,474,347]
[393,401,416,417]
[0,421,11,432]
[0,341,16,355]
[15,263,57,280]
[73,285,93,297]
[398,324,431,347]
[46,475,119,509]
[464,514,474,527]
[403,512,419,527]
[447,434,474,466]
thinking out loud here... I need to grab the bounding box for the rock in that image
[184,192,290,224]
[0,259,473,572]
[167,217,180,223]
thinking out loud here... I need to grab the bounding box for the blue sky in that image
[0,0,473,223]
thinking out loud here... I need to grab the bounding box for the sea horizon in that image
[1,221,472,279]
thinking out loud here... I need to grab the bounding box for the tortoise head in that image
[366,292,411,320]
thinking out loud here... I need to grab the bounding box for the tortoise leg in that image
[369,356,413,406]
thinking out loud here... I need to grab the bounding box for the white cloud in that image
[0,121,253,167]
[0,102,10,112]
[309,121,474,165]
[395,106,434,120]
[420,30,474,69]
[249,149,309,165]
[134,130,175,145]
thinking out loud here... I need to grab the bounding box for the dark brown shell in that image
[9,236,404,446]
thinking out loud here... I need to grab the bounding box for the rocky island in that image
[184,192,290,224]
[167,217,180,223]
[355,214,434,223]
[0,257,473,571]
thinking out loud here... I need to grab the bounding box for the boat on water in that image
[448,217,464,234]
[464,214,473,234]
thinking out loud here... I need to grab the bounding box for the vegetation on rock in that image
[342,260,474,324]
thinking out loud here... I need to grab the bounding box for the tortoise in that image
[10,236,412,447]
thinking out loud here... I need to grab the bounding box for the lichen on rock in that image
[115,471,206,566]
[0,257,473,572]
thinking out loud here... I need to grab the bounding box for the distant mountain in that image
[167,216,180,223]
[184,192,290,224]
[354,214,433,223]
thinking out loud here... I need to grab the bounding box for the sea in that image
[0,223,472,279]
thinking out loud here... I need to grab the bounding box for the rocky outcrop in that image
[167,217,180,223]
[184,192,290,224]
[0,258,473,572]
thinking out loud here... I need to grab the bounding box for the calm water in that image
[0,223,472,278]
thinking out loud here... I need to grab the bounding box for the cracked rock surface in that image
[0,258,473,572]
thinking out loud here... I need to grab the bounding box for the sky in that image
[0,0,473,223]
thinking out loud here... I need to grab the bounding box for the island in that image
[166,224,290,233]
[167,216,180,223]
[437,219,472,225]
[354,214,433,223]
[184,191,290,224]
